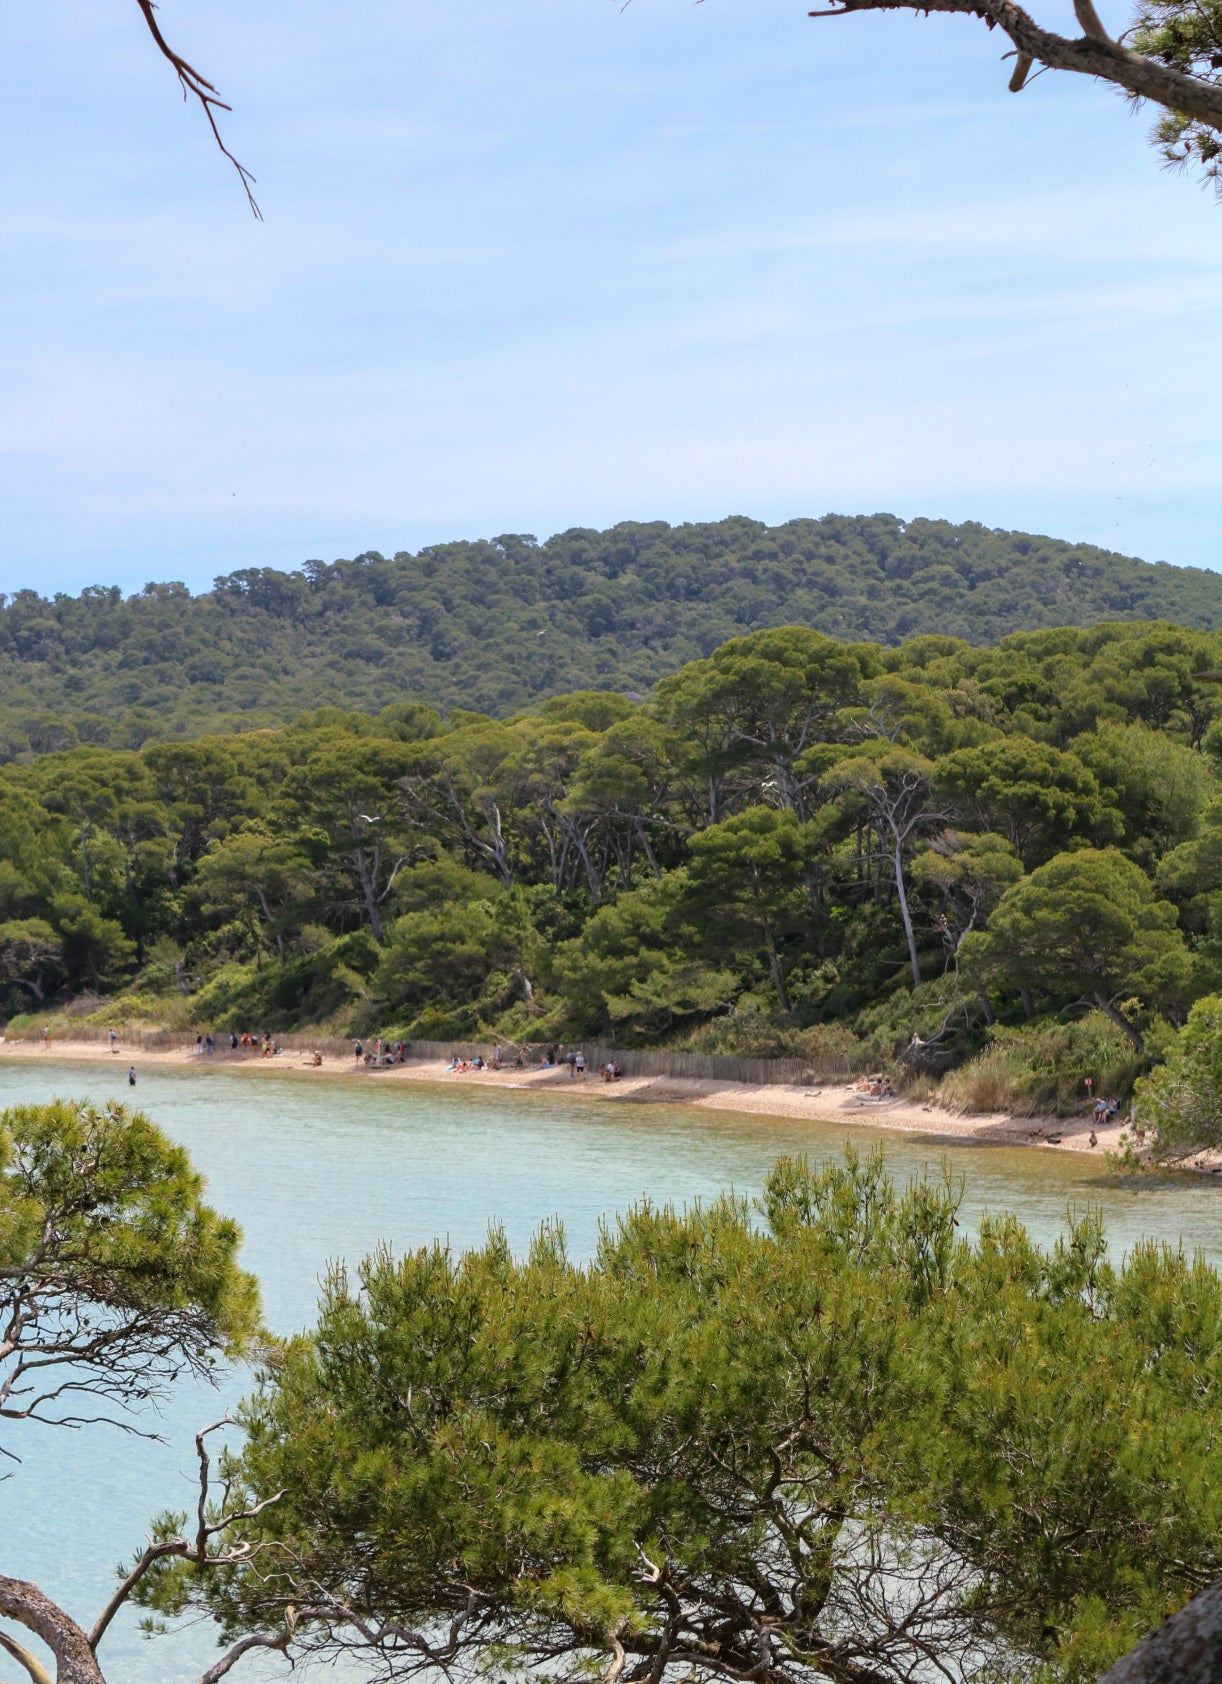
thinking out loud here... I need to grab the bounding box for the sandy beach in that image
[0,1034,1187,1167]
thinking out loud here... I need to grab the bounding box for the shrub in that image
[1135,994,1222,1160]
[938,1011,1143,1117]
[679,1003,808,1059]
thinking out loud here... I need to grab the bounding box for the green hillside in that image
[7,615,1222,1149]
[2,513,1220,757]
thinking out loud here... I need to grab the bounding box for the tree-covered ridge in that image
[7,617,1222,1141]
[4,514,1222,756]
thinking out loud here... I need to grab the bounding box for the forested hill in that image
[4,513,1221,755]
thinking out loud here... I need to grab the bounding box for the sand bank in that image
[0,1035,1181,1167]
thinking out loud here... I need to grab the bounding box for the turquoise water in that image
[2,1057,1219,1682]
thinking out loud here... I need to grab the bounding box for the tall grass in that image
[937,1012,1144,1118]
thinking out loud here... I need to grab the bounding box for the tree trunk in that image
[1100,1579,1222,1684]
[634,819,663,883]
[353,848,383,943]
[893,839,921,988]
[0,1575,106,1684]
[1020,987,1035,1020]
[1094,992,1145,1053]
[256,889,286,965]
[767,936,792,1016]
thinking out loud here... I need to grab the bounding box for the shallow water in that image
[2,1057,1219,1682]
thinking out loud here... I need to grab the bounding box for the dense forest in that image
[8,615,1222,1138]
[4,514,1222,756]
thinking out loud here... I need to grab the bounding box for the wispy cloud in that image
[0,0,1218,594]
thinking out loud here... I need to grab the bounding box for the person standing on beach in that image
[566,1049,577,1078]
[43,1025,50,1049]
[109,1028,118,1054]
[575,1050,586,1077]
[128,1066,136,1086]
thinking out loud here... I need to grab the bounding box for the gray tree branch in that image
[808,0,1222,131]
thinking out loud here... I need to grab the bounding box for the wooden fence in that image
[0,1024,355,1059]
[0,1024,860,1086]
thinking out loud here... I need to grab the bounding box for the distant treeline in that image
[3,514,1221,756]
[6,618,1222,1129]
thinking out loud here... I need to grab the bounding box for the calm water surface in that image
[3,1057,1220,1682]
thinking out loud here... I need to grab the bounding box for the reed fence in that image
[1,1023,862,1086]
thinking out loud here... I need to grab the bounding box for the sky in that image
[0,0,1219,598]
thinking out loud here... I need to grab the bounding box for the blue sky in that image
[1,0,1219,596]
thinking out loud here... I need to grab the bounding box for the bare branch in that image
[132,0,262,218]
[193,1628,290,1684]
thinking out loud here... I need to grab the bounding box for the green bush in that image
[675,1006,867,1072]
[679,1001,808,1059]
[795,1021,866,1074]
[1135,994,1222,1160]
[938,1012,1143,1117]
[86,991,182,1029]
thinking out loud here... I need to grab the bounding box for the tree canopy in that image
[0,1098,259,1455]
[137,1152,1222,1684]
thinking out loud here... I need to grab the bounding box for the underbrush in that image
[936,1012,1146,1117]
[676,1003,864,1073]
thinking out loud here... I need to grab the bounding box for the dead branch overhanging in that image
[133,0,262,219]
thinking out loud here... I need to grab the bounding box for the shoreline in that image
[1,1036,1192,1168]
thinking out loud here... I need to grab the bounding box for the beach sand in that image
[0,1035,1182,1167]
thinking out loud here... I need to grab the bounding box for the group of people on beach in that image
[851,1073,895,1099]
[355,1038,413,1067]
[540,1046,623,1080]
[435,1043,624,1081]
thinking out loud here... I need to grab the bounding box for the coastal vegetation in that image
[5,1123,1222,1684]
[4,613,1222,1145]
[5,517,1222,752]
